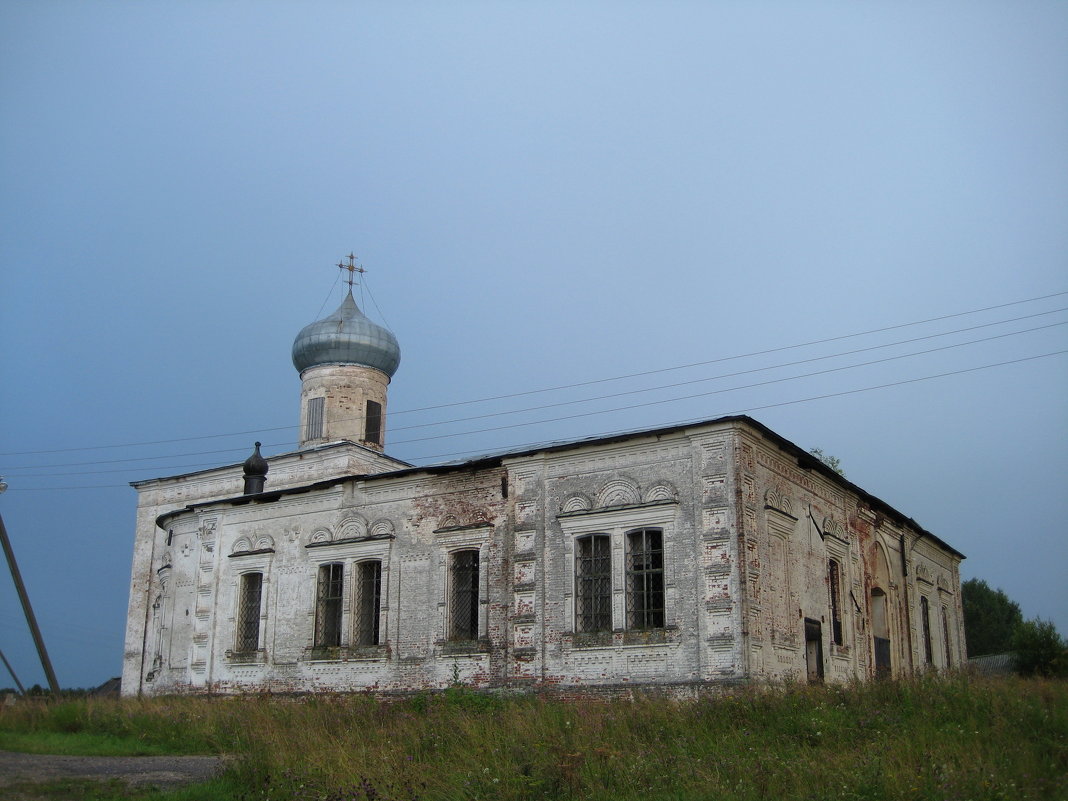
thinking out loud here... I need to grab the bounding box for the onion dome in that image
[291,290,401,377]
[242,442,268,495]
[243,442,269,478]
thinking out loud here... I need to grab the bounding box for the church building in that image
[121,264,966,696]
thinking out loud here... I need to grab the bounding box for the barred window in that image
[576,534,612,632]
[828,559,843,646]
[921,595,933,665]
[236,572,262,652]
[306,397,325,441]
[354,560,382,646]
[626,528,664,630]
[314,563,344,648]
[449,550,479,641]
[364,400,382,446]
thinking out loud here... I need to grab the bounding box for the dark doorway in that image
[804,618,824,683]
[871,588,891,679]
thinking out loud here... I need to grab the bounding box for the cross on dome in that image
[337,253,366,290]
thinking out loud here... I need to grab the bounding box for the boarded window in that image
[314,563,344,648]
[364,400,382,445]
[306,397,325,441]
[236,572,262,652]
[449,550,479,641]
[626,528,664,629]
[828,559,843,646]
[921,595,933,665]
[354,560,382,646]
[576,535,611,632]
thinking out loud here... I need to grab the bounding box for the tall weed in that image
[0,676,1064,800]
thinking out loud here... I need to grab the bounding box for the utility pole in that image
[0,648,27,695]
[0,478,61,694]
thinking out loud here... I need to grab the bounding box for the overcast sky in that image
[1,2,1065,689]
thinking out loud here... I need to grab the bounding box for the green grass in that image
[1,675,1065,800]
[0,730,191,756]
[2,776,249,801]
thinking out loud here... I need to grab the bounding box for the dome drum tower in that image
[292,286,401,452]
[297,362,390,450]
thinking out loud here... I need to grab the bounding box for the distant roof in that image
[968,652,1017,675]
[150,413,966,560]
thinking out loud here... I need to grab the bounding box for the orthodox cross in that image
[337,253,366,289]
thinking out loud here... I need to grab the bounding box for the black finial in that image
[242,442,268,494]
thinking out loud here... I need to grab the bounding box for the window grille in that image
[314,563,344,648]
[576,535,612,632]
[449,550,479,641]
[236,572,262,652]
[364,400,382,445]
[354,560,382,646]
[920,595,933,665]
[626,528,664,630]
[828,559,843,645]
[306,397,325,441]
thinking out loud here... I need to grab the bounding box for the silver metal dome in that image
[291,291,401,377]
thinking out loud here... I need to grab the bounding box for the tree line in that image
[961,577,1066,676]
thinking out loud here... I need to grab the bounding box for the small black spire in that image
[242,442,268,495]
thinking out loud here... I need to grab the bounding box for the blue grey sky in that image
[1,2,1065,689]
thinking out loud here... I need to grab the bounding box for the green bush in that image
[1013,618,1068,677]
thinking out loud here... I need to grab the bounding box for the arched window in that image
[828,559,843,646]
[941,606,953,668]
[626,528,664,630]
[236,572,263,652]
[920,596,933,665]
[314,563,344,648]
[364,400,382,445]
[575,534,611,632]
[354,560,382,646]
[449,550,479,641]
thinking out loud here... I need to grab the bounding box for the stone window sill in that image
[568,627,679,649]
[439,639,491,656]
[225,649,267,665]
[303,645,389,662]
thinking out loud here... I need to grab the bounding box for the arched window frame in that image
[558,502,677,641]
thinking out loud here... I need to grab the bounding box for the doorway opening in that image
[804,618,824,683]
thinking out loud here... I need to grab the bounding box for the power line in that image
[382,338,1068,447]
[383,318,1067,434]
[5,308,1065,472]
[6,349,1064,490]
[2,289,1064,457]
[405,349,1068,463]
[389,289,1068,414]
[4,318,1063,474]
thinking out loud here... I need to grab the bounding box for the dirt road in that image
[0,749,226,790]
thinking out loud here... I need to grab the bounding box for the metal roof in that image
[149,414,966,560]
[291,290,401,376]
